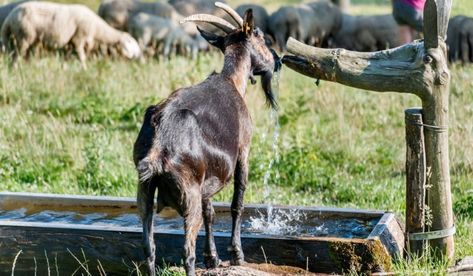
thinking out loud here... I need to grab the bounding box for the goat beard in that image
[261,71,278,110]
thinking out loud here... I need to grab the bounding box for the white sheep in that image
[1,1,141,67]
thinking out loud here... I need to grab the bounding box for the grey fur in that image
[169,0,220,16]
[128,12,207,58]
[447,15,473,63]
[267,1,342,51]
[330,14,401,52]
[235,4,269,33]
[98,0,181,31]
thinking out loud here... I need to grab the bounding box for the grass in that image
[1,0,472,275]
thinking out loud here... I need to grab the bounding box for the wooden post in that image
[282,0,454,261]
[421,0,454,260]
[405,108,426,256]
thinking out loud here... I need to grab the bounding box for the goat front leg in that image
[229,148,249,265]
[183,185,203,276]
[202,197,220,268]
[137,181,157,276]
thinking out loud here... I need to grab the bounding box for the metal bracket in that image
[408,225,456,241]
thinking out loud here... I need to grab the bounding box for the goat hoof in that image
[230,257,245,266]
[146,263,156,276]
[204,255,221,269]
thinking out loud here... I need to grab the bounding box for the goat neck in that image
[221,44,252,97]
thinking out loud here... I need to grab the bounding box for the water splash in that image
[248,208,310,236]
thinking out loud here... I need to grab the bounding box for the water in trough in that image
[0,207,378,239]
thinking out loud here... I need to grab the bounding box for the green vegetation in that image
[1,0,472,275]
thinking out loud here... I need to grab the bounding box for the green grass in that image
[1,0,472,275]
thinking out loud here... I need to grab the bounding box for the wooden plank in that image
[0,223,392,274]
[405,108,427,256]
[368,213,405,260]
[449,256,473,275]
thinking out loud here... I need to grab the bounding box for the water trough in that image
[0,192,404,274]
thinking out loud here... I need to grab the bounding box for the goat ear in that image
[242,9,254,36]
[197,26,224,51]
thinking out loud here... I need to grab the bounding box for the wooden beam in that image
[404,108,426,256]
[282,38,427,96]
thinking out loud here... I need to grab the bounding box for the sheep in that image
[128,12,207,58]
[267,1,342,51]
[1,1,141,67]
[0,0,29,50]
[0,0,28,29]
[235,4,269,33]
[169,0,221,16]
[133,2,280,275]
[447,15,473,63]
[330,14,401,52]
[98,0,181,31]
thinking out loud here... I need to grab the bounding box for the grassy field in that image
[0,0,472,274]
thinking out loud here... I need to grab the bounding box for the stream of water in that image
[248,68,305,236]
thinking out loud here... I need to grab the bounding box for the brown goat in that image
[133,2,280,275]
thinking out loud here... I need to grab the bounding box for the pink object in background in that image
[401,0,426,11]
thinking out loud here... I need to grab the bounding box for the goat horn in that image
[215,2,243,28]
[180,14,235,34]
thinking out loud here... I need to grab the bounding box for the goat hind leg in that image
[183,186,203,276]
[137,181,157,276]
[202,198,220,268]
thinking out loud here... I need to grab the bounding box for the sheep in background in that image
[0,0,28,28]
[267,1,342,51]
[168,0,220,16]
[98,0,181,31]
[128,12,207,59]
[235,4,268,33]
[0,0,28,50]
[330,14,401,52]
[2,1,141,67]
[447,15,473,63]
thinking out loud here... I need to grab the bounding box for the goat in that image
[133,2,279,275]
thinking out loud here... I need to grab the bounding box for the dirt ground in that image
[170,261,332,275]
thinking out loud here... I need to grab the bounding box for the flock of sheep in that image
[0,0,471,66]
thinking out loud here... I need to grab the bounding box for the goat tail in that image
[137,153,163,184]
